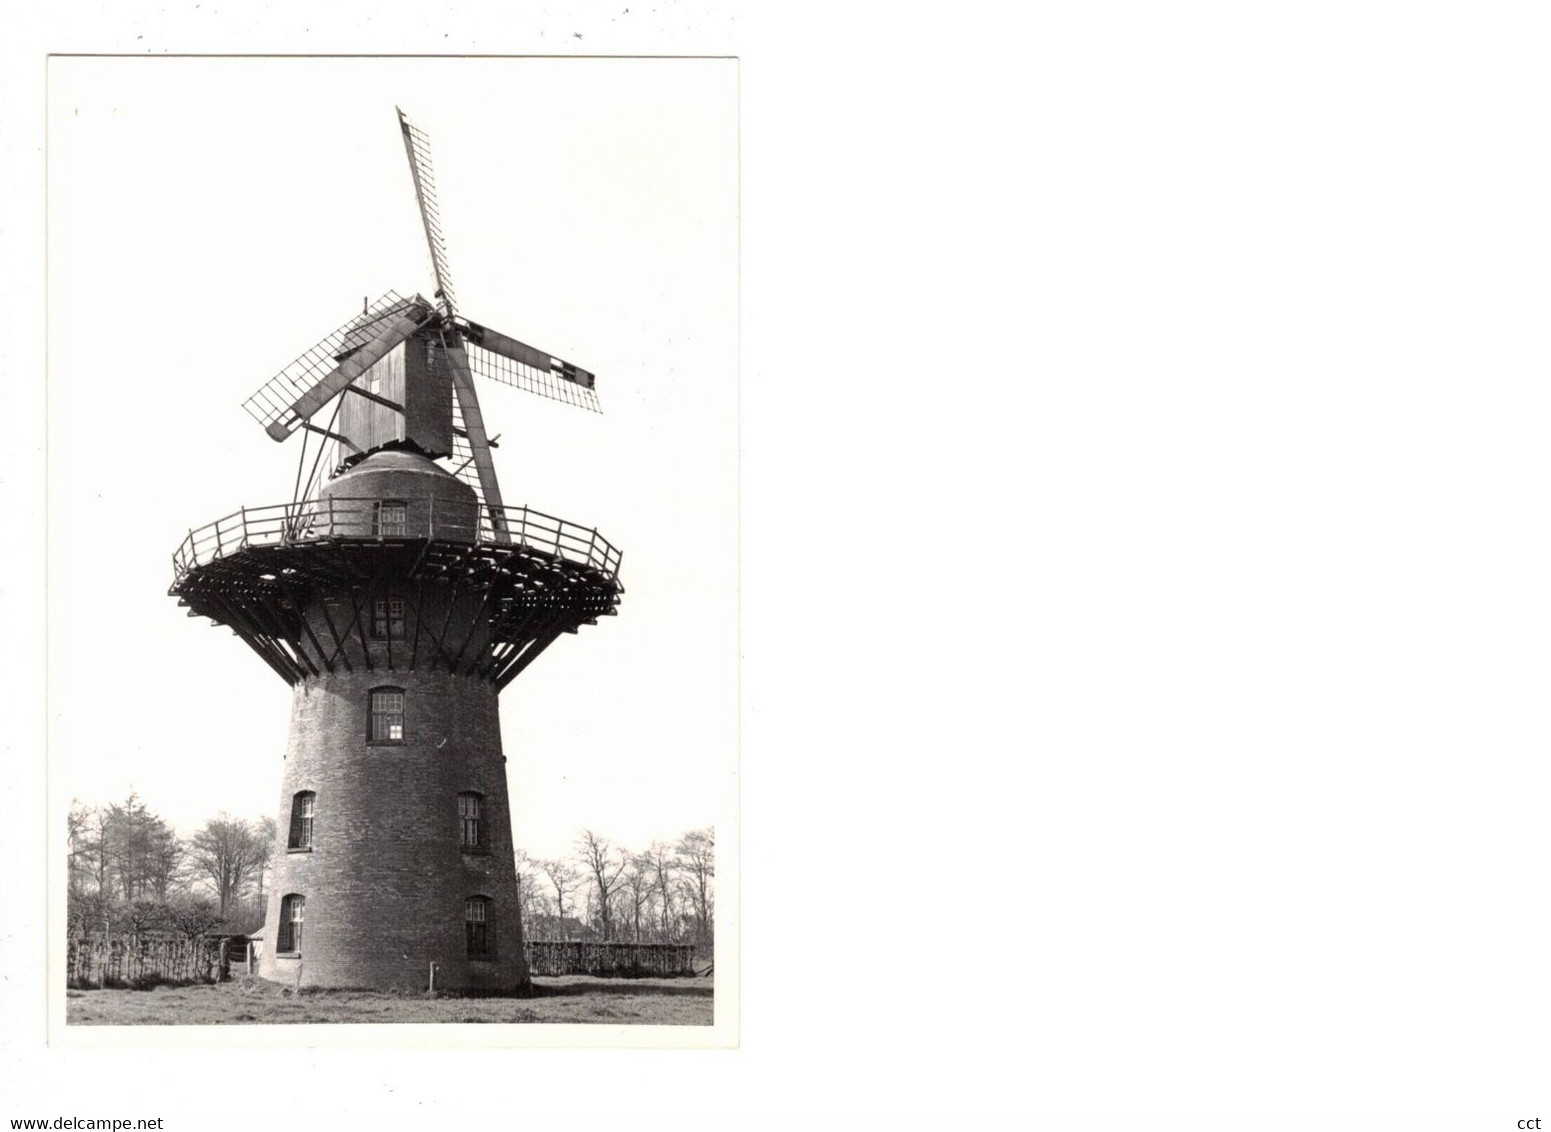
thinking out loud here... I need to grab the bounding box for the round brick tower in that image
[169,446,623,993]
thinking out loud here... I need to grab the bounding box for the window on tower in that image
[288,791,316,851]
[372,597,406,639]
[375,500,408,538]
[369,687,406,742]
[278,894,305,954]
[459,792,487,853]
[466,896,493,959]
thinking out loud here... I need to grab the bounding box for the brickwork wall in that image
[251,453,530,992]
[258,668,529,991]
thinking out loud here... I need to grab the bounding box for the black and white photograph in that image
[45,57,737,1042]
[9,1,1551,1127]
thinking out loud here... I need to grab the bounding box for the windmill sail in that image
[243,109,603,521]
[397,107,458,317]
[437,333,511,542]
[242,292,435,440]
[446,378,486,501]
[460,320,602,412]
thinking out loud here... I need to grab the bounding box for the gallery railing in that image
[172,496,622,586]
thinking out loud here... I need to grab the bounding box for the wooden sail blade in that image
[241,293,436,441]
[458,318,601,413]
[397,107,458,318]
[440,336,511,543]
[283,310,432,435]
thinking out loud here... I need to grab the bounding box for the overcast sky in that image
[47,57,737,860]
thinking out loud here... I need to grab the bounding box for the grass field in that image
[65,974,713,1026]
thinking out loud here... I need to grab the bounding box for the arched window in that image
[369,687,406,742]
[278,894,305,954]
[458,792,487,853]
[465,896,493,959]
[288,791,316,850]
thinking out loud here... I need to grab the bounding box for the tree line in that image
[67,794,275,943]
[519,828,714,951]
[68,792,715,952]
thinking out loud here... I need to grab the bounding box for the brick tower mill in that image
[167,109,621,992]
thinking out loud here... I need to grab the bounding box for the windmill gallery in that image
[167,108,621,993]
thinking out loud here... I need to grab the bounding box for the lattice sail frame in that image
[241,291,429,437]
[463,339,602,412]
[398,108,459,316]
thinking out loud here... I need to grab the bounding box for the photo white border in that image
[41,51,740,1053]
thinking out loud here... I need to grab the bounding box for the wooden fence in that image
[67,937,225,988]
[523,941,698,978]
[67,938,698,985]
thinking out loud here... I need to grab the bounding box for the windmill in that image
[238,107,600,539]
[168,107,623,993]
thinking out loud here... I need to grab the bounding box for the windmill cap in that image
[319,449,480,542]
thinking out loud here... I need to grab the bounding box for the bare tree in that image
[645,841,677,941]
[187,815,266,916]
[67,800,102,899]
[252,815,277,915]
[70,806,117,940]
[146,827,184,901]
[80,807,114,898]
[621,853,654,942]
[676,827,715,950]
[526,889,556,932]
[513,848,542,930]
[538,858,582,931]
[575,829,628,941]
